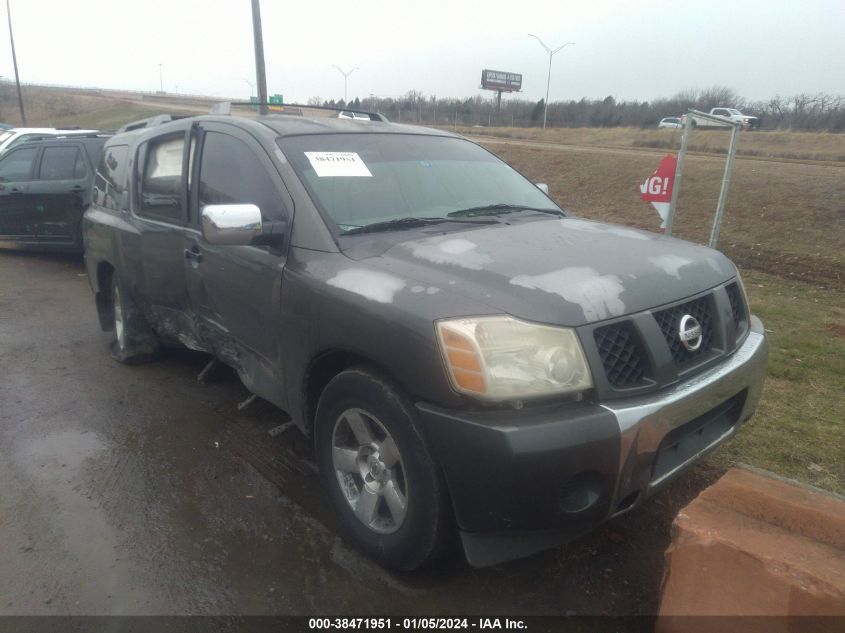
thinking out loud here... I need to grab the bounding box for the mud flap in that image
[110,334,158,365]
[459,529,577,568]
[110,279,159,365]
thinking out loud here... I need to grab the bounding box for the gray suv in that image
[83,111,768,570]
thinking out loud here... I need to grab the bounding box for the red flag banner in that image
[640,154,677,203]
[640,154,677,232]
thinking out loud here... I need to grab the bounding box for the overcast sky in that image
[3,0,843,104]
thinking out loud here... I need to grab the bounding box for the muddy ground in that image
[0,250,723,616]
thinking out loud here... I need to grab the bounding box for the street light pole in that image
[333,66,359,103]
[242,77,255,98]
[6,0,26,125]
[528,35,574,130]
[158,63,163,92]
[250,0,269,115]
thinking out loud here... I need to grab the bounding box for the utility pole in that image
[528,34,574,130]
[250,0,269,114]
[6,0,26,125]
[158,63,163,92]
[333,66,358,103]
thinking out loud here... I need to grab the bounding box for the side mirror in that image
[536,183,549,195]
[201,204,262,246]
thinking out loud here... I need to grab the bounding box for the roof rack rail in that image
[117,114,190,133]
[210,101,390,123]
[20,132,114,143]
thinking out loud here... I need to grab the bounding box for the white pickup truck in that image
[682,108,760,129]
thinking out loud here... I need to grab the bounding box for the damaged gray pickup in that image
[83,111,768,570]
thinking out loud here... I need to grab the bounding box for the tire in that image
[315,367,452,570]
[109,274,158,364]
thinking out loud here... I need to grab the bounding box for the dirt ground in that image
[0,250,725,617]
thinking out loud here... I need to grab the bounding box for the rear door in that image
[131,124,198,342]
[184,122,292,365]
[0,146,39,240]
[29,143,89,245]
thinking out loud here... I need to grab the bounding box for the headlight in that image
[436,316,593,401]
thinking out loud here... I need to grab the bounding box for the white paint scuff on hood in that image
[648,254,694,280]
[407,238,493,271]
[327,268,406,304]
[510,267,626,321]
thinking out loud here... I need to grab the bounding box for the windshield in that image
[279,133,560,233]
[729,109,742,115]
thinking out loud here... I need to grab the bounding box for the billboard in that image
[481,69,522,92]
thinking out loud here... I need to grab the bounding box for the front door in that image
[0,146,39,242]
[184,123,292,369]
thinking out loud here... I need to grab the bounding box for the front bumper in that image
[416,316,768,565]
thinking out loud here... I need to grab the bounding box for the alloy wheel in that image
[331,408,408,534]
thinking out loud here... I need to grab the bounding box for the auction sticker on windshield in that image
[305,152,372,177]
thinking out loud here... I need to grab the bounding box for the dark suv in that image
[0,134,109,253]
[83,110,768,570]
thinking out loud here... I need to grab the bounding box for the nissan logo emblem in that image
[678,314,703,351]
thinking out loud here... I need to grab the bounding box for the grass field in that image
[456,125,845,163]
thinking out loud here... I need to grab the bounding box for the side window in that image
[198,131,285,223]
[140,134,185,222]
[94,144,129,211]
[0,147,38,181]
[73,150,88,179]
[39,146,81,180]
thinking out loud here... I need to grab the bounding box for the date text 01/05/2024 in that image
[307,618,527,630]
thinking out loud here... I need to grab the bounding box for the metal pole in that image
[529,36,574,131]
[665,111,693,236]
[543,51,552,130]
[250,0,269,115]
[158,64,163,92]
[333,66,358,105]
[6,0,25,125]
[709,124,740,248]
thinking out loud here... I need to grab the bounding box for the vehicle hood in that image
[362,217,737,327]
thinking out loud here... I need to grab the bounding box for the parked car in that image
[83,111,768,570]
[337,110,373,121]
[681,108,760,129]
[658,117,683,129]
[0,127,99,155]
[0,134,109,253]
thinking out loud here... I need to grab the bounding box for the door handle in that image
[70,185,85,192]
[184,247,203,264]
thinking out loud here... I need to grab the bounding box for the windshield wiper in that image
[447,204,563,218]
[342,216,498,235]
